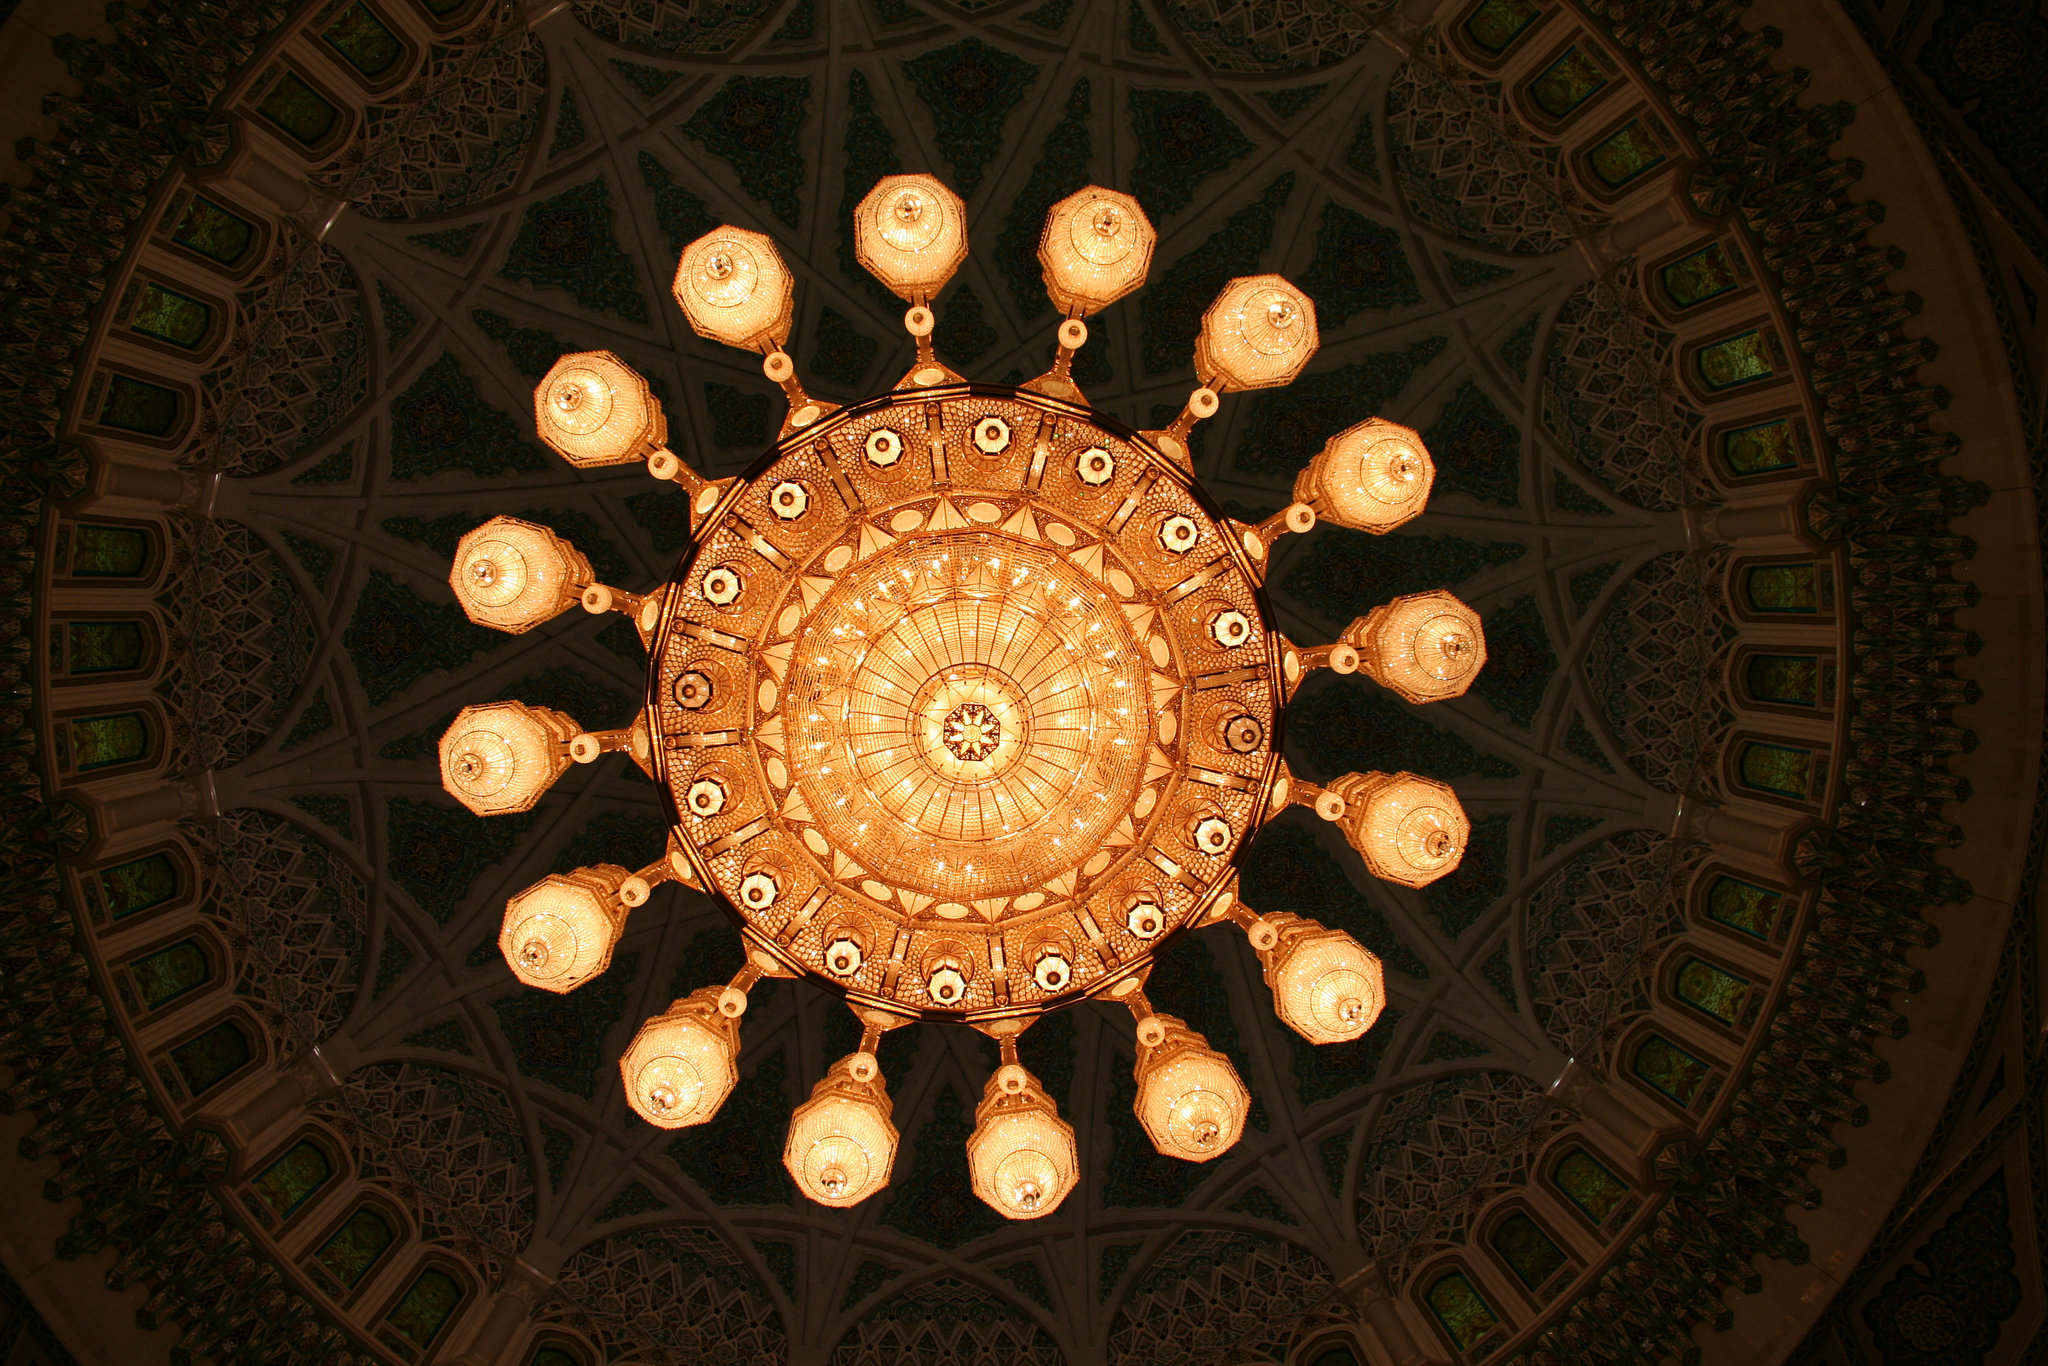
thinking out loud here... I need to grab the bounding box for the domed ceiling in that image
[1,0,2036,1364]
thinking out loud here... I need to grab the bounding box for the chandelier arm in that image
[762,346,839,439]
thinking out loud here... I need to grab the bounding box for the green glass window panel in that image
[1660,243,1739,307]
[1551,1147,1628,1222]
[1490,1212,1568,1289]
[420,0,470,13]
[128,283,213,348]
[100,853,181,919]
[1463,0,1541,52]
[98,375,184,436]
[172,196,256,267]
[256,72,340,147]
[1529,47,1607,117]
[254,1140,333,1219]
[1695,330,1775,390]
[65,620,146,674]
[1631,1033,1709,1106]
[69,525,153,577]
[1305,1346,1362,1366]
[1675,957,1750,1026]
[1424,1271,1499,1350]
[70,713,149,770]
[1739,742,1813,798]
[1588,119,1665,188]
[1744,564,1820,613]
[316,1207,394,1287]
[1721,418,1801,475]
[170,1019,253,1096]
[323,3,403,77]
[130,939,209,1009]
[1706,876,1779,939]
[529,1350,581,1366]
[386,1269,463,1348]
[1745,652,1820,706]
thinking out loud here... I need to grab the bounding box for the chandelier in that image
[437,174,1485,1218]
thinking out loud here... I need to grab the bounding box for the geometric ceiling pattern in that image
[0,0,2026,1363]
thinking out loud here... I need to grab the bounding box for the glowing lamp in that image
[499,866,631,993]
[854,174,968,302]
[534,351,667,468]
[1294,416,1434,534]
[620,986,742,1128]
[1250,912,1386,1044]
[1344,591,1487,703]
[674,226,794,352]
[450,516,591,634]
[1194,274,1318,391]
[784,1051,898,1207]
[1329,771,1470,888]
[967,1064,1079,1218]
[1038,186,1155,316]
[438,702,578,816]
[1131,1014,1249,1162]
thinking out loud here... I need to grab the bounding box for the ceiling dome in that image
[0,1,2032,1364]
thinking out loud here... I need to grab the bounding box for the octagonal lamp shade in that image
[967,1064,1079,1219]
[1194,274,1319,391]
[784,1052,898,1207]
[1330,771,1471,888]
[1344,591,1487,704]
[1132,1014,1250,1162]
[1294,416,1435,534]
[854,174,969,303]
[1038,186,1155,317]
[1255,913,1386,1044]
[534,351,667,468]
[499,866,631,994]
[673,226,795,352]
[619,988,740,1128]
[438,701,579,816]
[450,516,593,634]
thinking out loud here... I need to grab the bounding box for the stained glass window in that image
[1550,1147,1628,1223]
[64,620,147,675]
[68,712,150,770]
[1304,1343,1362,1366]
[1490,1212,1568,1289]
[1739,741,1814,799]
[98,852,182,920]
[1424,1270,1500,1350]
[1720,417,1804,476]
[1705,875,1780,939]
[1631,1033,1709,1107]
[1694,330,1776,390]
[1743,563,1824,613]
[97,375,185,437]
[315,1207,394,1288]
[128,282,213,349]
[130,939,209,1010]
[1745,652,1821,707]
[172,196,256,267]
[386,1268,463,1349]
[1660,243,1740,307]
[254,1140,333,1219]
[66,524,154,577]
[256,72,340,147]
[1463,0,1542,53]
[1587,119,1665,188]
[170,1018,253,1096]
[1529,47,1607,117]
[323,3,404,78]
[529,1349,583,1366]
[1675,957,1751,1027]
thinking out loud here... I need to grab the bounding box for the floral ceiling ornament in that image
[437,173,1488,1219]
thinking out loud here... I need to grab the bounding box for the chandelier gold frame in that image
[437,173,1487,1219]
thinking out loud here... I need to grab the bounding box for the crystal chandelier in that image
[439,173,1485,1218]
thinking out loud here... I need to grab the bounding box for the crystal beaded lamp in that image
[438,172,1490,1217]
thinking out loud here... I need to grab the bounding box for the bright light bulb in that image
[967,1063,1079,1218]
[1038,186,1155,316]
[1329,771,1471,888]
[1256,914,1387,1044]
[1131,1016,1248,1162]
[620,988,740,1128]
[534,351,665,468]
[449,517,590,634]
[854,174,968,301]
[499,868,631,993]
[784,1052,898,1207]
[673,226,794,351]
[1194,274,1319,390]
[1295,416,1435,534]
[1344,591,1488,704]
[438,702,578,816]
